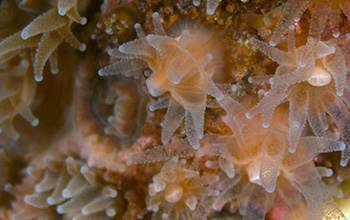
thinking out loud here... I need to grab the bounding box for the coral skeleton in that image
[99,12,227,149]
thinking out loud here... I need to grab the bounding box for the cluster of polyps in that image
[0,0,86,81]
[99,12,227,149]
[145,157,219,220]
[132,96,347,219]
[247,31,350,165]
[9,157,123,220]
[270,0,350,46]
[212,162,344,220]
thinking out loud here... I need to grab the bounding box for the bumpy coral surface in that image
[2,0,350,220]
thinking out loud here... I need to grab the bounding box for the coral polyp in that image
[143,157,218,220]
[99,12,228,149]
[247,31,350,156]
[0,0,87,81]
[7,156,124,220]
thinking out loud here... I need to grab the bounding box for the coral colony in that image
[4,0,350,220]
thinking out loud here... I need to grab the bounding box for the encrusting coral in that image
[1,0,350,219]
[6,156,124,220]
[99,12,228,149]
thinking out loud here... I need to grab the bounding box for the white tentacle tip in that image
[127,155,133,163]
[262,122,270,128]
[193,0,200,6]
[31,118,39,127]
[134,23,141,29]
[339,142,346,151]
[21,31,29,40]
[206,9,215,15]
[97,69,104,76]
[299,61,306,68]
[118,45,126,53]
[288,147,296,153]
[265,185,275,193]
[58,8,67,16]
[182,30,190,36]
[146,35,155,42]
[79,43,86,52]
[35,75,43,82]
[81,17,87,25]
[152,12,160,18]
[337,176,343,182]
[216,93,224,101]
[206,53,213,61]
[245,112,253,119]
[192,143,200,149]
[333,32,340,38]
[336,91,344,97]
[269,40,277,47]
[340,160,348,167]
[51,68,59,74]
[346,33,350,40]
